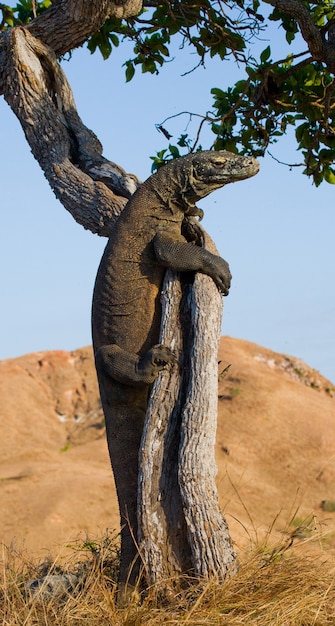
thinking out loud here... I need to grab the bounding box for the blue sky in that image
[0,18,334,383]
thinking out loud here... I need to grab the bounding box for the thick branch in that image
[178,268,237,579]
[138,271,189,586]
[0,0,143,95]
[27,0,143,58]
[2,27,140,236]
[266,0,335,72]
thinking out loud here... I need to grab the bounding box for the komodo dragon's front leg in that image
[153,231,232,296]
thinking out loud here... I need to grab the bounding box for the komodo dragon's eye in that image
[211,159,227,168]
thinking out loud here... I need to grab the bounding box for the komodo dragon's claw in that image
[137,344,177,383]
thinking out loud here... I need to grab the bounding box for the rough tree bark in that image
[0,0,266,590]
[139,250,238,590]
[266,0,335,73]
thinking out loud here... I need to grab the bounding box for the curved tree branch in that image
[266,0,335,73]
[2,27,140,236]
[0,0,143,95]
[27,0,143,58]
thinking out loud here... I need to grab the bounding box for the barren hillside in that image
[0,337,334,558]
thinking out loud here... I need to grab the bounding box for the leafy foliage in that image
[87,2,253,75]
[2,0,335,184]
[86,0,335,185]
[210,55,335,186]
[0,0,51,28]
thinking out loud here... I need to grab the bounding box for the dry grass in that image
[1,531,335,626]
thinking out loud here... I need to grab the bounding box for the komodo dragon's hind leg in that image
[95,343,176,386]
[94,342,176,600]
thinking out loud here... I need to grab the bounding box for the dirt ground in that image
[1,337,334,561]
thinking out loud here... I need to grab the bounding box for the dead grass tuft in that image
[1,531,334,626]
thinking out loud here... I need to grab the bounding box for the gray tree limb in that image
[27,0,143,58]
[139,236,237,591]
[0,0,144,97]
[265,0,335,73]
[2,27,140,236]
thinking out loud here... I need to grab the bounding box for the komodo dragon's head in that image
[154,150,259,217]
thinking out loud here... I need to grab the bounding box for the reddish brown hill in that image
[0,338,334,558]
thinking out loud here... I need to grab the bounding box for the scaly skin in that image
[91,151,259,593]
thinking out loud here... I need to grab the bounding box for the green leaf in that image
[142,58,157,74]
[313,171,323,186]
[168,144,180,158]
[234,80,247,92]
[295,123,309,143]
[285,30,296,44]
[211,123,222,135]
[319,148,335,162]
[150,149,168,172]
[211,87,226,98]
[100,40,112,60]
[109,33,119,47]
[124,61,135,82]
[324,168,335,184]
[260,45,271,63]
[177,134,189,148]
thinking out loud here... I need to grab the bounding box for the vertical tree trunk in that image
[138,234,237,591]
[178,268,237,579]
[138,271,190,585]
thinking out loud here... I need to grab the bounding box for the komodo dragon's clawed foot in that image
[203,255,232,296]
[95,343,176,386]
[137,344,177,383]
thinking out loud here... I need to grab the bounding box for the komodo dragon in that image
[92,150,259,590]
